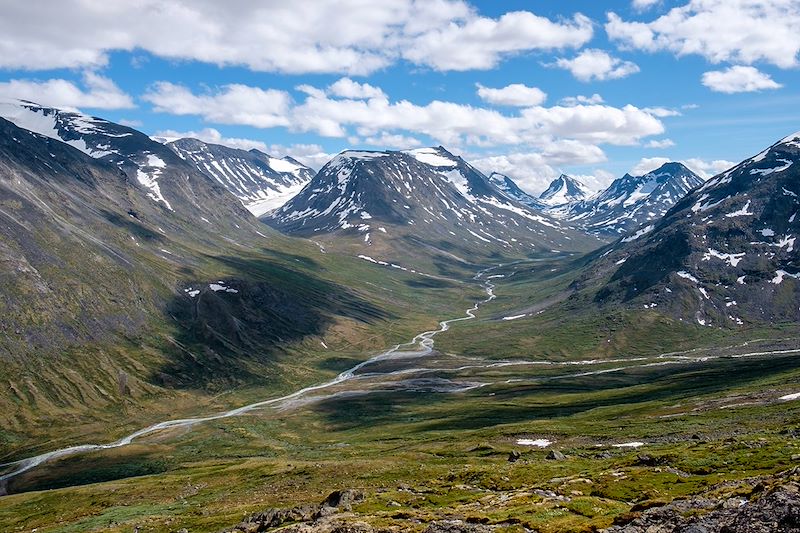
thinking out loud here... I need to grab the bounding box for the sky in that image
[0,0,798,193]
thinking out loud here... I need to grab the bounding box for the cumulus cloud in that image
[630,156,736,178]
[0,1,592,74]
[142,82,291,128]
[552,49,640,82]
[476,83,547,107]
[328,78,386,100]
[143,79,666,169]
[403,11,593,70]
[153,127,268,151]
[560,94,604,106]
[607,1,800,69]
[0,72,134,110]
[701,65,782,93]
[645,138,675,148]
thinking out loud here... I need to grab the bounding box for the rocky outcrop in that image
[606,467,800,532]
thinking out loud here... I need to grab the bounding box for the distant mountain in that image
[166,137,314,216]
[538,174,592,207]
[266,147,600,268]
[488,172,546,210]
[590,132,800,326]
[561,162,703,237]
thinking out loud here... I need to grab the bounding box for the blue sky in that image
[0,0,798,193]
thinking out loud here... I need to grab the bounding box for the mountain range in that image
[267,147,600,270]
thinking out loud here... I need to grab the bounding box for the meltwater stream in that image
[0,267,501,490]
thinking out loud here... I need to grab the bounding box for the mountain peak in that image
[539,174,591,207]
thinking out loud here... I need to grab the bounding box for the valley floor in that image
[1,257,799,532]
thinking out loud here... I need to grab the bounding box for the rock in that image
[546,450,566,461]
[597,450,613,459]
[323,489,365,511]
[605,469,800,533]
[507,450,521,462]
[423,521,492,532]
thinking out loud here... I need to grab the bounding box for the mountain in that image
[538,174,592,207]
[561,162,703,237]
[166,137,314,216]
[0,99,254,225]
[266,147,601,270]
[488,172,546,210]
[590,132,800,326]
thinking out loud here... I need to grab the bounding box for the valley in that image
[0,9,799,528]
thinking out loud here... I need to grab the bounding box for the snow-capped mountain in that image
[267,147,599,259]
[593,131,800,326]
[488,172,546,210]
[562,163,704,237]
[166,138,314,216]
[538,174,592,207]
[0,100,251,224]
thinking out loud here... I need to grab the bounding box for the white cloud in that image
[153,127,268,152]
[144,80,665,169]
[267,143,333,170]
[0,1,592,74]
[361,132,422,149]
[645,138,675,148]
[0,72,134,110]
[328,78,386,100]
[471,140,607,193]
[642,107,681,117]
[683,157,736,179]
[630,157,672,175]
[560,94,604,106]
[143,82,291,128]
[476,83,547,107]
[630,156,736,178]
[607,1,800,69]
[701,65,782,93]
[632,0,661,10]
[403,11,593,71]
[552,49,640,82]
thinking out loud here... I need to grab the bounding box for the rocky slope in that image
[166,137,313,216]
[588,131,800,327]
[559,163,704,237]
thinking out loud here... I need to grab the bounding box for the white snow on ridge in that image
[702,248,745,267]
[771,270,800,284]
[750,159,793,176]
[246,181,307,216]
[676,271,699,283]
[405,147,457,167]
[621,224,654,243]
